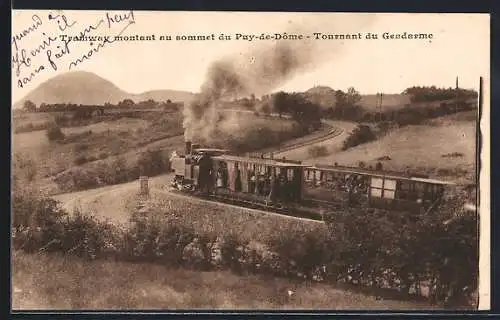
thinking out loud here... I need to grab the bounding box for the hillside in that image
[359,93,412,111]
[13,71,196,108]
[303,86,337,109]
[302,86,412,111]
[312,111,477,182]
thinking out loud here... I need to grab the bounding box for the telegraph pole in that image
[376,92,383,123]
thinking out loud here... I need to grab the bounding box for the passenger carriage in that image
[303,164,454,214]
[170,141,455,218]
[211,155,308,207]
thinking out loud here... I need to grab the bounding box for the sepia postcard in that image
[11,10,490,312]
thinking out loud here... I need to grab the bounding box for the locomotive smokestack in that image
[185,141,192,155]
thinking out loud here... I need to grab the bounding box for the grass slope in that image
[12,250,436,310]
[283,111,477,182]
[315,121,475,181]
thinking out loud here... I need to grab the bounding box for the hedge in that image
[12,192,478,308]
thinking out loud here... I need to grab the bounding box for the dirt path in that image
[53,174,173,224]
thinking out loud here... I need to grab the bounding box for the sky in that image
[11,10,490,102]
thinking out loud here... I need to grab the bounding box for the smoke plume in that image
[183,40,316,142]
[183,16,376,142]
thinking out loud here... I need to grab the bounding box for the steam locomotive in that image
[170,141,455,220]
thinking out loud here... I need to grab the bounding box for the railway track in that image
[271,127,344,156]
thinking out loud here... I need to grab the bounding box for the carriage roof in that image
[312,163,408,177]
[194,148,229,153]
[310,164,454,185]
[212,155,307,167]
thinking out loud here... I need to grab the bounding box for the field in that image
[12,109,304,195]
[12,111,55,133]
[316,119,475,182]
[278,111,477,182]
[13,118,150,153]
[12,250,436,310]
[359,94,412,111]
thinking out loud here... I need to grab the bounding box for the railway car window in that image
[383,179,396,199]
[398,181,411,199]
[259,165,266,174]
[370,177,383,198]
[414,182,426,200]
[371,177,383,189]
[384,179,396,190]
[287,168,294,181]
[314,170,324,186]
[371,187,383,198]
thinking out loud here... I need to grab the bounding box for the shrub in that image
[54,114,70,126]
[12,153,37,183]
[323,201,478,306]
[11,189,478,307]
[71,167,99,189]
[12,196,68,253]
[59,210,119,260]
[46,125,65,141]
[308,145,329,158]
[98,152,109,160]
[73,155,89,166]
[138,150,166,176]
[342,125,377,151]
[74,143,89,152]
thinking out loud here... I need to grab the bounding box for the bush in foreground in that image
[11,192,478,308]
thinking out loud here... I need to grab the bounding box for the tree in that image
[119,99,135,108]
[345,87,362,106]
[261,102,271,115]
[270,92,321,131]
[402,86,478,103]
[273,91,289,118]
[23,100,37,112]
[333,87,364,121]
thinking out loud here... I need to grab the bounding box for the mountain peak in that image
[13,71,195,108]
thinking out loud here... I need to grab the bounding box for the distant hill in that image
[303,86,337,109]
[13,71,196,109]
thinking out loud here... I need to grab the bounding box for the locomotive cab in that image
[170,141,227,192]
